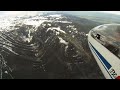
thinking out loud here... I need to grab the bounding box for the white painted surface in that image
[88,31,120,79]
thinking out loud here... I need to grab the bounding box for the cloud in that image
[0,11,54,17]
[1,11,40,16]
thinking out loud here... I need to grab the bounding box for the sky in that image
[100,11,120,15]
[0,11,120,16]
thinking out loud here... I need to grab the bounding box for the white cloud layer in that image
[0,11,54,17]
[0,11,120,17]
[99,11,120,15]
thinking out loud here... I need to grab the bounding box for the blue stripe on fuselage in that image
[88,42,112,70]
[88,41,113,79]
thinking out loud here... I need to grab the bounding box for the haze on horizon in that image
[100,11,120,15]
[0,11,120,16]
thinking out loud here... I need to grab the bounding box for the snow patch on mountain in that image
[47,27,66,35]
[49,14,62,17]
[58,36,68,45]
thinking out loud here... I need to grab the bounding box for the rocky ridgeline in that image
[0,13,104,79]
